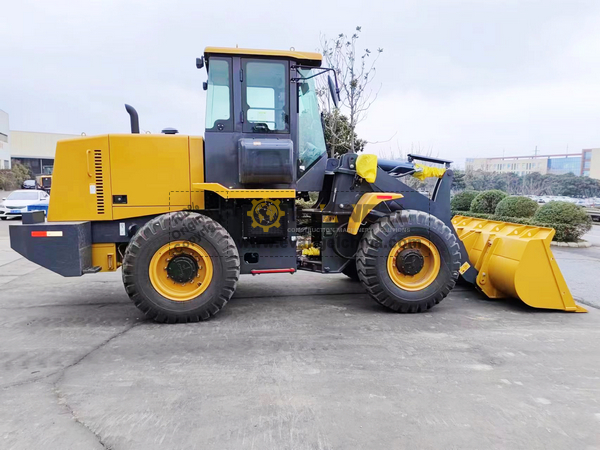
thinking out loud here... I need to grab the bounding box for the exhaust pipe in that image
[124,104,140,134]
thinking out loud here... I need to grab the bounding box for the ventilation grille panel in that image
[94,149,105,215]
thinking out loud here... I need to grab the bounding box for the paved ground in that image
[583,223,600,247]
[1,219,600,449]
[551,224,600,310]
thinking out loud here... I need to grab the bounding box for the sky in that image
[2,0,600,167]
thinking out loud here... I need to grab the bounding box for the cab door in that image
[241,58,290,134]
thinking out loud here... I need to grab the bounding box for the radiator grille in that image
[94,149,105,215]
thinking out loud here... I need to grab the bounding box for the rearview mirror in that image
[328,75,340,108]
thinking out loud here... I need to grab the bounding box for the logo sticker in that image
[247,199,284,232]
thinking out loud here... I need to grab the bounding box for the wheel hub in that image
[166,254,199,284]
[396,249,425,275]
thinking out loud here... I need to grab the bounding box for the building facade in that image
[0,110,10,170]
[582,149,600,179]
[10,130,78,175]
[466,155,551,176]
[547,156,583,175]
[465,152,600,178]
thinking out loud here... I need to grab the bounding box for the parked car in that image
[22,180,38,190]
[0,190,50,220]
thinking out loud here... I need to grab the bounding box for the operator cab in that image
[201,47,334,191]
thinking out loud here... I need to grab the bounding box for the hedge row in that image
[495,196,539,218]
[0,164,31,190]
[450,190,479,211]
[452,190,539,217]
[451,211,589,242]
[470,190,508,214]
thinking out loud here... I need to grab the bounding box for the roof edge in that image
[204,47,322,67]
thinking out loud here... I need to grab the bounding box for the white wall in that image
[10,130,78,159]
[589,148,600,180]
[0,110,10,169]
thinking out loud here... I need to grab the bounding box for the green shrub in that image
[534,201,590,225]
[0,170,19,191]
[495,196,539,218]
[470,190,508,214]
[11,163,31,185]
[534,201,592,241]
[0,163,31,191]
[451,190,478,211]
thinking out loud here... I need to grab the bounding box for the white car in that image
[0,190,50,220]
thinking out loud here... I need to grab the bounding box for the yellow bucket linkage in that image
[452,215,587,312]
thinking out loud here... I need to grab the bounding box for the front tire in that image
[123,212,240,323]
[356,210,461,313]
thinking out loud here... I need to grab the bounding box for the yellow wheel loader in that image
[9,47,586,322]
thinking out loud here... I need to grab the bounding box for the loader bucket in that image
[452,215,587,312]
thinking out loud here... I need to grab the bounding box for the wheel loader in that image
[9,47,586,322]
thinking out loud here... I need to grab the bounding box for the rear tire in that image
[356,210,461,313]
[123,212,240,323]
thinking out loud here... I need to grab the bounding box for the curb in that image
[551,240,592,248]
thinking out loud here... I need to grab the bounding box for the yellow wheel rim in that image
[387,236,441,291]
[149,241,213,302]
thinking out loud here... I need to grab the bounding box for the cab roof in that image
[204,47,322,67]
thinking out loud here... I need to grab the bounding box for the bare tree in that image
[318,26,383,153]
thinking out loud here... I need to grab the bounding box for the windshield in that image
[7,191,39,200]
[298,69,327,171]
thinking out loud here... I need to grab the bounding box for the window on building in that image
[583,170,590,177]
[205,58,233,132]
[584,151,592,161]
[584,161,591,169]
[243,60,288,133]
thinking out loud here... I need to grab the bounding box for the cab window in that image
[205,58,233,132]
[298,69,326,171]
[243,60,288,133]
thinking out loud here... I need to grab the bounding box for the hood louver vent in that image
[94,149,105,215]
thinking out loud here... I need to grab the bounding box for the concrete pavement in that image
[551,225,600,309]
[1,220,600,449]
[583,224,600,247]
